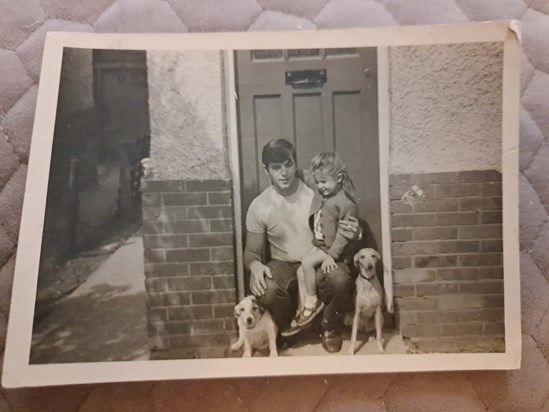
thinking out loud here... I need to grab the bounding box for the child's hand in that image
[321,256,337,273]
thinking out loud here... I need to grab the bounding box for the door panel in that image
[294,93,323,167]
[236,48,381,250]
[255,95,284,191]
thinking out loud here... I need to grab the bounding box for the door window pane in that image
[325,48,358,57]
[251,49,284,60]
[287,48,321,59]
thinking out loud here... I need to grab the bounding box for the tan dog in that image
[231,296,278,357]
[348,248,384,355]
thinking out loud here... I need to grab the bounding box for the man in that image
[244,139,361,353]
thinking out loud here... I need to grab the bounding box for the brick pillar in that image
[141,179,237,359]
[389,170,504,353]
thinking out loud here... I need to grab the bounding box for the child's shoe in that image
[296,299,325,327]
[280,299,325,337]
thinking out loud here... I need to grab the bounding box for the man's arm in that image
[244,231,272,296]
[243,231,264,270]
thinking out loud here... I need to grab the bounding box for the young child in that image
[292,152,359,330]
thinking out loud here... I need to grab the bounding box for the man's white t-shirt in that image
[246,179,313,263]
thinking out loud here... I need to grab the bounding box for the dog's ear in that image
[250,296,264,314]
[234,304,240,318]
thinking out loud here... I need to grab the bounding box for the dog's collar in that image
[359,272,375,281]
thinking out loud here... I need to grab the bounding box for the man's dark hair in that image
[261,139,296,167]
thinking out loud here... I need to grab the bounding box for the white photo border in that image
[3,22,521,388]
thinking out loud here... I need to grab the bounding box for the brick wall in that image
[141,179,237,359]
[390,170,504,353]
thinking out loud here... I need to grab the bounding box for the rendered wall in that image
[146,50,230,181]
[389,42,503,174]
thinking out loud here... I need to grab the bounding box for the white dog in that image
[348,248,385,355]
[231,295,278,357]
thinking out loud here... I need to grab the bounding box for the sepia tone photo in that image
[30,42,504,363]
[3,24,520,387]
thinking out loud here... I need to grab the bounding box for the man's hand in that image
[321,255,338,274]
[244,231,271,296]
[249,260,272,296]
[338,215,362,240]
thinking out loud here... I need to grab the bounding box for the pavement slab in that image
[29,234,149,364]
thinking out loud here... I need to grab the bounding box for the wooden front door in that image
[236,48,381,250]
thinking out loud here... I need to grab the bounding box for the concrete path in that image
[281,329,406,357]
[30,233,149,364]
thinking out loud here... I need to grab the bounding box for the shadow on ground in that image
[30,283,149,364]
[35,222,142,319]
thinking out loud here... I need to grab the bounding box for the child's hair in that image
[262,139,296,168]
[311,152,359,203]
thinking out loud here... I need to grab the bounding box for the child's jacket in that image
[308,189,358,260]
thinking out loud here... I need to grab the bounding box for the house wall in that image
[389,42,503,174]
[57,48,94,113]
[144,50,235,359]
[141,180,236,359]
[146,50,230,181]
[143,42,506,357]
[388,42,505,352]
[389,170,504,352]
[41,48,100,270]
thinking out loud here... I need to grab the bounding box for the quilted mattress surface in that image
[1,0,548,410]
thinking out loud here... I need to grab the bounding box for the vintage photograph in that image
[3,24,521,386]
